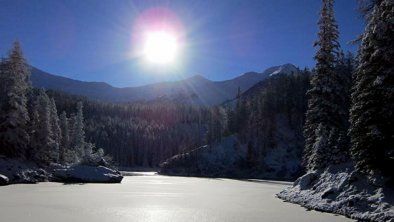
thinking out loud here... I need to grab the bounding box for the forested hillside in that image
[48,91,211,167]
[162,69,312,179]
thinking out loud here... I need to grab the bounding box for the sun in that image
[143,31,179,65]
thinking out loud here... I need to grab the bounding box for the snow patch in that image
[265,64,298,76]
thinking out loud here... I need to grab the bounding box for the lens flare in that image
[131,7,185,67]
[143,31,179,64]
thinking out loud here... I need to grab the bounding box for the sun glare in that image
[143,31,179,65]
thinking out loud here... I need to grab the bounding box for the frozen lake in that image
[0,174,353,222]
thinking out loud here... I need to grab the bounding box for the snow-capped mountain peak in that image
[262,63,298,76]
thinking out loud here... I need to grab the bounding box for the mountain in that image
[31,64,298,105]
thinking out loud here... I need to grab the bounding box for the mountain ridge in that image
[31,64,299,105]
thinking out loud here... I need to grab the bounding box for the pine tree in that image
[73,101,86,161]
[59,111,69,164]
[350,0,394,177]
[303,0,349,170]
[49,98,61,162]
[31,89,54,163]
[0,41,31,158]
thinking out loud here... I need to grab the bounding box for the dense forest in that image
[48,91,211,167]
[228,69,312,169]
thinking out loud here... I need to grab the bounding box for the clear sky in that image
[0,0,365,87]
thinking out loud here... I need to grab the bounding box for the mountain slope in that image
[31,64,298,105]
[31,68,117,101]
[160,70,312,180]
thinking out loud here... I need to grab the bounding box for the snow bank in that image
[53,165,123,183]
[277,164,394,221]
[0,156,122,185]
[0,157,49,184]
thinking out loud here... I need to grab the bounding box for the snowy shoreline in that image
[277,165,394,222]
[0,158,123,185]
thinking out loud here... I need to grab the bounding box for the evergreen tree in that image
[73,101,86,161]
[0,41,31,158]
[31,89,53,163]
[303,0,349,170]
[59,111,69,164]
[350,0,394,177]
[49,98,61,162]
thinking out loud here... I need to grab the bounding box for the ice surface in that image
[0,175,353,222]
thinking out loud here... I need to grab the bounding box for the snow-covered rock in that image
[293,171,318,190]
[277,164,394,222]
[0,174,9,185]
[53,165,123,183]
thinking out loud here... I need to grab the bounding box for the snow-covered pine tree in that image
[0,41,31,158]
[350,0,394,177]
[31,89,54,163]
[303,0,349,170]
[73,101,86,161]
[59,111,69,164]
[49,98,61,162]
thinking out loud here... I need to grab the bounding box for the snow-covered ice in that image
[0,175,353,222]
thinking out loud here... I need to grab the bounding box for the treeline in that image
[47,91,211,167]
[304,0,393,181]
[162,69,315,179]
[0,42,109,166]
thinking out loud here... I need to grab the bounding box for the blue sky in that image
[0,0,365,87]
